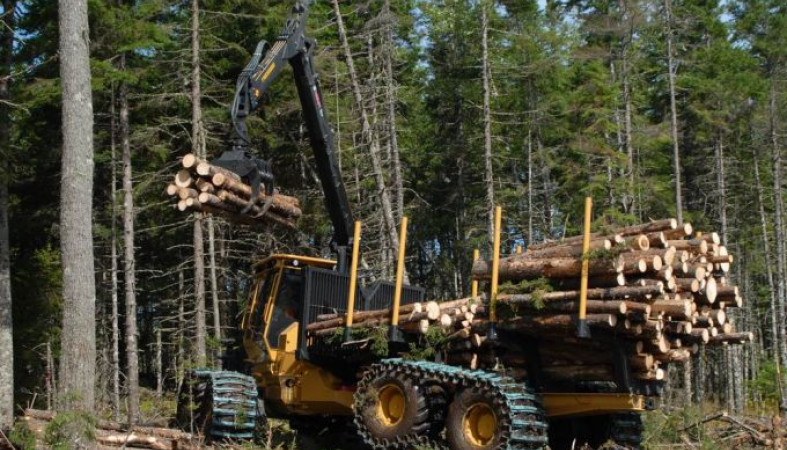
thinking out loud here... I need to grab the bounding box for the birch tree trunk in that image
[191,0,207,368]
[176,268,185,387]
[194,219,207,366]
[538,137,553,236]
[716,132,742,412]
[155,328,162,397]
[665,0,683,224]
[696,345,705,404]
[46,341,53,410]
[754,149,785,407]
[331,0,399,254]
[0,0,15,429]
[109,85,121,421]
[716,134,728,247]
[208,218,221,365]
[769,82,787,411]
[527,131,533,245]
[622,51,635,214]
[481,2,495,246]
[58,0,97,413]
[683,358,692,407]
[382,0,403,223]
[119,55,139,422]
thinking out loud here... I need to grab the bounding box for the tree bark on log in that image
[472,254,624,280]
[211,172,301,217]
[496,285,663,304]
[523,239,611,259]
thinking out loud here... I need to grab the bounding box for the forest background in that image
[0,0,786,441]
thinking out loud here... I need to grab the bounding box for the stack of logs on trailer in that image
[306,218,751,395]
[166,153,302,228]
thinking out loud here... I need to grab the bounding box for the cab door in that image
[242,268,277,363]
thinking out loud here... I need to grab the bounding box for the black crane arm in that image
[212,2,354,252]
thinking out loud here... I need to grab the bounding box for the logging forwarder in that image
[176,2,654,449]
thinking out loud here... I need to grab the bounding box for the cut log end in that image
[652,255,663,271]
[174,169,192,188]
[182,153,198,169]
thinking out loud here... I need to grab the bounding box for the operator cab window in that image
[250,272,274,345]
[266,269,303,347]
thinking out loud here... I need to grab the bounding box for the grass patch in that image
[9,419,36,449]
[44,410,96,450]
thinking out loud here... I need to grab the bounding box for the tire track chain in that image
[610,412,644,449]
[191,370,261,440]
[354,362,443,449]
[354,358,549,449]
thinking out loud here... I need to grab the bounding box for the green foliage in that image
[747,359,784,408]
[139,388,177,423]
[12,244,62,408]
[9,420,36,449]
[3,0,785,426]
[583,247,626,262]
[405,341,436,360]
[642,407,719,449]
[327,326,389,358]
[369,328,390,360]
[44,411,96,450]
[205,335,224,356]
[404,326,448,360]
[499,277,553,295]
[499,278,553,310]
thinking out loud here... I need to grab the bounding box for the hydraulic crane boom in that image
[212,1,354,257]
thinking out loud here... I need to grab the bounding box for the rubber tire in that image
[445,388,505,450]
[356,373,430,447]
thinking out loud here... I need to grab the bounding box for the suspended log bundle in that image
[166,153,302,229]
[304,219,749,395]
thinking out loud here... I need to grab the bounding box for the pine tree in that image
[58,0,97,413]
[0,0,16,429]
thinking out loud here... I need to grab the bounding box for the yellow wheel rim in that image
[375,384,406,427]
[462,403,497,447]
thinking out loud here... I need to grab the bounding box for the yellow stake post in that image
[390,217,409,340]
[344,221,362,341]
[471,249,480,298]
[515,244,523,254]
[578,197,593,338]
[489,206,502,340]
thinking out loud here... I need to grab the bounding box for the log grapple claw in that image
[211,150,274,214]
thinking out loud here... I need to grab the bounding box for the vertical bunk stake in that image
[471,248,480,298]
[578,196,593,338]
[488,206,502,341]
[344,221,362,342]
[389,216,408,343]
